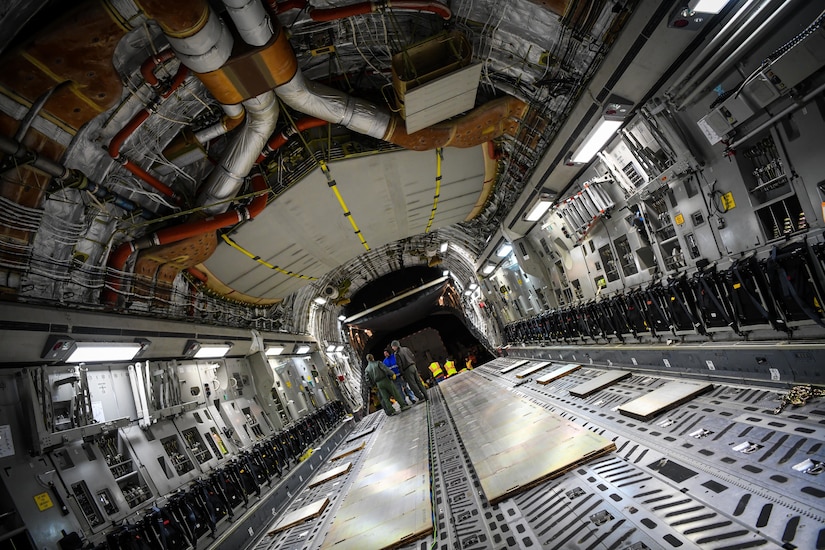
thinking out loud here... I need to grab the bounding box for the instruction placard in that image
[0,424,14,458]
[34,492,53,511]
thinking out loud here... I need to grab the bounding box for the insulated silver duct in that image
[275,69,392,140]
[196,91,279,214]
[223,0,273,47]
[166,8,234,73]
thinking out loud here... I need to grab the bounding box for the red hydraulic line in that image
[186,266,208,283]
[140,49,177,88]
[160,65,189,99]
[272,0,451,20]
[107,64,190,202]
[274,0,305,13]
[257,117,328,163]
[102,174,269,306]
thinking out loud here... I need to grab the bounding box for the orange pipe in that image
[141,49,177,88]
[187,266,209,283]
[257,117,328,162]
[103,174,268,306]
[107,63,190,202]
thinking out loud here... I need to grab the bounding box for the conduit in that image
[257,116,328,163]
[107,58,190,203]
[271,0,452,20]
[140,49,177,88]
[0,133,147,217]
[220,234,319,280]
[424,148,443,233]
[102,173,269,306]
[677,0,796,109]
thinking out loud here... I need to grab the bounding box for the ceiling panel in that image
[205,146,485,299]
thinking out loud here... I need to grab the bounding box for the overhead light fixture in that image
[66,342,145,363]
[313,296,327,305]
[42,336,150,363]
[571,95,633,164]
[442,270,449,277]
[688,0,728,13]
[184,340,233,359]
[497,243,512,257]
[524,198,553,222]
[265,345,285,356]
[440,242,448,253]
[338,314,347,321]
[326,344,336,352]
[482,265,495,275]
[294,345,311,354]
[334,345,345,352]
[571,119,623,164]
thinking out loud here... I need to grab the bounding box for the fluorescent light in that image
[440,242,448,253]
[482,265,495,275]
[525,200,552,222]
[469,283,478,290]
[442,270,449,277]
[326,344,336,352]
[338,314,347,321]
[66,342,143,363]
[496,244,512,257]
[689,0,728,13]
[193,343,232,359]
[571,118,622,164]
[295,345,311,354]
[265,345,285,356]
[313,297,327,305]
[334,345,344,352]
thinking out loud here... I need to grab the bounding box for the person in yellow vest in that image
[444,358,457,377]
[428,360,445,384]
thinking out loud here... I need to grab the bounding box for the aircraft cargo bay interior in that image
[0,0,824,548]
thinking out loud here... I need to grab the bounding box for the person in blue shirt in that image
[384,349,416,405]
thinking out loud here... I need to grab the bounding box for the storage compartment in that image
[391,31,480,133]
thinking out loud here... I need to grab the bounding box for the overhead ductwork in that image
[1,0,528,309]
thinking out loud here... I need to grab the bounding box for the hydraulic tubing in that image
[676,0,795,109]
[727,79,825,150]
[257,116,328,162]
[107,61,189,203]
[102,174,268,306]
[271,0,452,20]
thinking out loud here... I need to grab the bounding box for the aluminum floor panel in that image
[440,371,616,504]
[568,369,632,397]
[320,404,432,550]
[618,380,714,421]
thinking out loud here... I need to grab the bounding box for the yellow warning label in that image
[733,282,742,289]
[721,192,736,211]
[674,213,685,225]
[34,492,53,511]
[286,380,292,388]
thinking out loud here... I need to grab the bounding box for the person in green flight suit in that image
[364,353,410,416]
